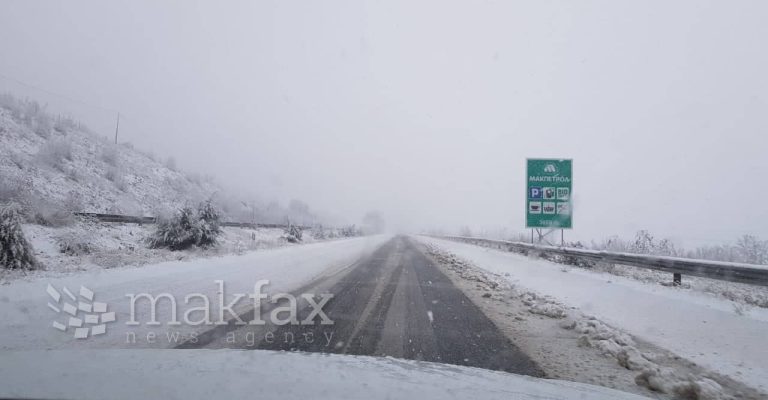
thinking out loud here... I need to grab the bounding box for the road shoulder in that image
[413,238,766,400]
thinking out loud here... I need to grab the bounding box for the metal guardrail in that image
[73,212,310,230]
[74,213,156,224]
[440,236,768,287]
[219,222,311,230]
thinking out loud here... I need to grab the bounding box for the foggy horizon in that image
[1,0,766,247]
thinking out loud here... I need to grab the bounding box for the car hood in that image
[0,349,649,400]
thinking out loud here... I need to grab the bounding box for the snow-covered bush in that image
[197,200,222,248]
[283,224,303,243]
[0,94,54,138]
[148,201,221,251]
[36,137,73,171]
[0,203,39,270]
[0,95,55,138]
[594,230,768,265]
[53,116,78,134]
[149,207,199,251]
[312,225,326,240]
[340,225,361,237]
[58,231,94,256]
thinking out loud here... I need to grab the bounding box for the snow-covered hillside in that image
[0,96,346,280]
[0,100,219,218]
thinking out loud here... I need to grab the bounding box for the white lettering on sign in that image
[529,176,571,183]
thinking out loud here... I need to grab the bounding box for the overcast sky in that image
[1,0,766,247]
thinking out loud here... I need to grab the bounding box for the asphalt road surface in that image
[181,236,543,377]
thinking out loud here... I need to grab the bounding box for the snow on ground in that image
[1,220,297,283]
[416,236,768,396]
[547,251,768,310]
[0,235,390,350]
[0,349,650,400]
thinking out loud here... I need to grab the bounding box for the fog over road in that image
[184,236,543,377]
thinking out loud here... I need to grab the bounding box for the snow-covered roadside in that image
[0,234,390,350]
[532,247,768,310]
[415,236,768,397]
[0,349,649,400]
[0,221,314,284]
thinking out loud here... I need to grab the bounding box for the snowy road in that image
[186,236,544,377]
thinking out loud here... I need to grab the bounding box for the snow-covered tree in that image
[283,224,303,243]
[148,201,222,251]
[631,230,655,254]
[736,234,768,265]
[0,203,39,270]
[655,238,678,256]
[197,200,222,248]
[149,206,199,250]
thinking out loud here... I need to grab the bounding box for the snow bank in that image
[417,236,768,394]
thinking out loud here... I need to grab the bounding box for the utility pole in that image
[114,112,120,144]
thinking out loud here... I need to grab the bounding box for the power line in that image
[0,70,132,144]
[0,71,119,114]
[0,71,175,149]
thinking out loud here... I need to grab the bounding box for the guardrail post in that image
[673,273,682,286]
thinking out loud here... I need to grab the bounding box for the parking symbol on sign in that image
[529,187,542,199]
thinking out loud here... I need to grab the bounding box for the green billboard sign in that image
[526,159,572,229]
